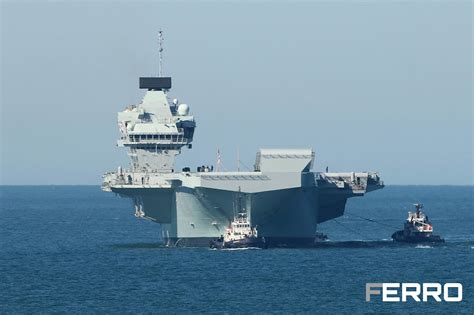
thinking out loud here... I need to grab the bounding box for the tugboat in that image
[392,203,444,243]
[209,187,267,249]
[314,231,328,243]
[209,212,267,249]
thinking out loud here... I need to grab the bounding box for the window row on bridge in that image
[133,145,183,150]
[129,134,186,142]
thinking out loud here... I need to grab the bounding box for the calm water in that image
[0,186,472,313]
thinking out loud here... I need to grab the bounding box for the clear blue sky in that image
[1,1,472,185]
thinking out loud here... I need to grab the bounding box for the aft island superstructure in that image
[102,36,384,247]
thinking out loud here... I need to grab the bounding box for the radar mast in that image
[158,30,164,77]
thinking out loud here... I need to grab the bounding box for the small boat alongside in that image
[392,203,444,243]
[209,212,267,249]
[210,187,267,249]
[314,231,328,243]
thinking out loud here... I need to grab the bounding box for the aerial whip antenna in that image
[158,30,164,77]
[237,146,240,172]
[216,148,222,172]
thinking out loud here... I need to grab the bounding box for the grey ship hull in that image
[107,169,383,247]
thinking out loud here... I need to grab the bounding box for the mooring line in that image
[346,213,399,230]
[332,218,374,241]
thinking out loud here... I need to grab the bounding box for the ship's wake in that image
[217,247,263,251]
[415,245,433,249]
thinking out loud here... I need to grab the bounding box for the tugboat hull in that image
[209,237,267,249]
[391,230,444,243]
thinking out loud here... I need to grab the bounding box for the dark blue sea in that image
[0,186,472,313]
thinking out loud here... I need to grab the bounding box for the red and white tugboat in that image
[392,203,444,243]
[209,212,267,249]
[209,187,267,249]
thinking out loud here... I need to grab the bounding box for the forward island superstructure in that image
[102,35,384,246]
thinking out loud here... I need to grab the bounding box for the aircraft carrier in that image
[102,34,384,247]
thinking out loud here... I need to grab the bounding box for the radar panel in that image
[139,77,172,90]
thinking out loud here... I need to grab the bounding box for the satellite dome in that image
[177,104,190,116]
